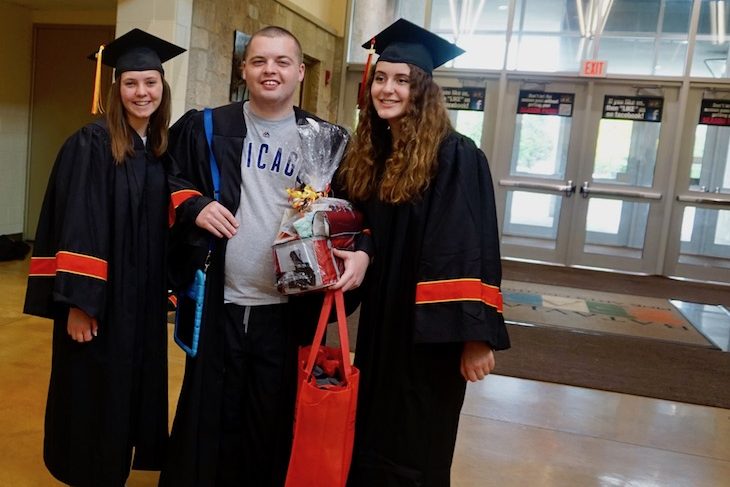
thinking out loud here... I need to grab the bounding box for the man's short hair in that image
[243,26,303,64]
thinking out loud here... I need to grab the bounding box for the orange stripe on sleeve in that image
[171,189,202,209]
[29,257,57,276]
[56,251,108,281]
[168,203,176,228]
[415,278,503,312]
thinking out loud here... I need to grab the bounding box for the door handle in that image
[580,181,590,198]
[499,179,577,197]
[580,181,662,200]
[559,180,576,197]
[676,194,730,207]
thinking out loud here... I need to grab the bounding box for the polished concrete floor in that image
[1,256,729,486]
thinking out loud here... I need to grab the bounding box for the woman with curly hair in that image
[337,19,511,487]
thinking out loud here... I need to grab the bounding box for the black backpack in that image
[0,235,30,261]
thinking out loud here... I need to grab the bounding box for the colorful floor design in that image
[501,280,718,349]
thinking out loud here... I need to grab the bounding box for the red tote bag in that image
[285,289,359,487]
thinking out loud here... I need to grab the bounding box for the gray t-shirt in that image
[223,102,301,305]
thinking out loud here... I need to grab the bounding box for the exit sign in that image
[581,60,607,77]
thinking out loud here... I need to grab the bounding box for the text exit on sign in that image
[581,60,607,77]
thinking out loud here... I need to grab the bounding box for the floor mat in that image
[494,323,730,408]
[502,280,718,349]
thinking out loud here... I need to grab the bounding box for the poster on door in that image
[602,96,663,122]
[698,99,730,126]
[442,87,485,111]
[517,90,574,117]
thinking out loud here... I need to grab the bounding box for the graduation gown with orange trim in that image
[23,120,190,487]
[347,132,510,487]
[158,103,365,487]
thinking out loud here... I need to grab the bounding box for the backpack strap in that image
[203,108,220,202]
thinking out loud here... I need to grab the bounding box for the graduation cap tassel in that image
[91,44,105,115]
[357,38,375,109]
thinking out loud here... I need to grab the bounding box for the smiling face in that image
[242,34,305,117]
[370,61,411,133]
[119,70,163,133]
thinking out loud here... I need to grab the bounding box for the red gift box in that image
[273,237,342,294]
[273,199,363,295]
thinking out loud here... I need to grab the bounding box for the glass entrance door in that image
[495,80,679,274]
[665,89,730,283]
[494,81,586,265]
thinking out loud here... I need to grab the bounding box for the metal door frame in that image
[492,78,588,265]
[664,85,730,283]
[493,76,681,274]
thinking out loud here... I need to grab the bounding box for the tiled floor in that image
[1,257,729,486]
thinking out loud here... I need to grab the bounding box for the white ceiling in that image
[7,0,116,10]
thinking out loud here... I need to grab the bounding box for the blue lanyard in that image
[203,108,220,202]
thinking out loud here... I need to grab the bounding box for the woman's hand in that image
[330,249,370,292]
[67,307,98,343]
[195,201,239,238]
[460,341,495,382]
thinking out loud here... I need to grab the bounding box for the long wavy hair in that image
[338,63,452,203]
[105,75,172,164]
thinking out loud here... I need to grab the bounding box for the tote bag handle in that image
[305,290,352,381]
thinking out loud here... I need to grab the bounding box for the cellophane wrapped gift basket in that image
[273,119,362,295]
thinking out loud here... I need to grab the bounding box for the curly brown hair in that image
[106,75,171,164]
[338,63,452,203]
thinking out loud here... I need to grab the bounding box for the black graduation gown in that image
[347,132,510,487]
[160,103,337,486]
[24,121,170,487]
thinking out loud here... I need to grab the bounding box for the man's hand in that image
[460,341,495,382]
[195,201,239,238]
[330,249,369,292]
[67,307,98,343]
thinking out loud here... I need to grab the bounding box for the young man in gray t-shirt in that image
[161,26,370,487]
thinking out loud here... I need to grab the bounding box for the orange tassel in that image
[357,37,375,109]
[91,44,105,115]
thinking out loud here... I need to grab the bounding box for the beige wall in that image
[0,1,115,237]
[25,25,115,240]
[0,2,32,236]
[31,10,115,25]
[275,0,347,36]
[186,0,346,122]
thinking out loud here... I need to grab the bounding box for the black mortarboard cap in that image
[88,28,186,77]
[361,18,465,75]
[87,28,185,114]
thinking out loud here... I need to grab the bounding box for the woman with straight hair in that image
[337,19,511,487]
[24,29,190,487]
